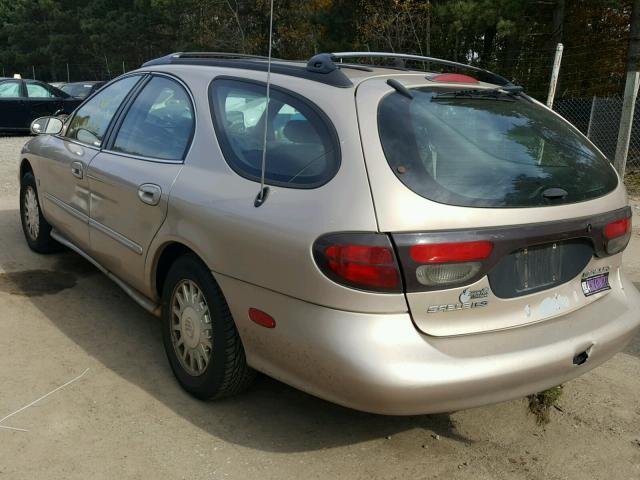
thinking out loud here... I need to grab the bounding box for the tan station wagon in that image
[18,52,640,414]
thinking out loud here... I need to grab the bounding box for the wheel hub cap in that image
[170,280,213,377]
[23,186,40,240]
[180,306,201,349]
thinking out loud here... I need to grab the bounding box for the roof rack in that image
[141,51,514,89]
[307,52,514,87]
[141,52,354,88]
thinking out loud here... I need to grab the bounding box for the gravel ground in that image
[0,135,27,199]
[0,135,639,480]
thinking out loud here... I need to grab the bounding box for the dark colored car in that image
[61,81,106,99]
[0,78,83,132]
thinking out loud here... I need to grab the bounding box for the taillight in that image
[410,241,493,263]
[313,233,402,292]
[604,217,631,254]
[409,241,493,287]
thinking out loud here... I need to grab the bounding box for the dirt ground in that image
[0,134,639,480]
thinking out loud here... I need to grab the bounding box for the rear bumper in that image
[216,271,640,415]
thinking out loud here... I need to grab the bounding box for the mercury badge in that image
[427,287,490,314]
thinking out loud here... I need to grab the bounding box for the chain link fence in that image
[1,62,132,83]
[553,96,640,172]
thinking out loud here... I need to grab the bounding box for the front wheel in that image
[161,253,255,399]
[19,172,59,253]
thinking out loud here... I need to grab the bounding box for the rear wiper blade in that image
[432,85,524,102]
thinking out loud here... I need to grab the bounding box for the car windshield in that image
[378,87,618,207]
[61,83,93,98]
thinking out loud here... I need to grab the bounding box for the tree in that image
[628,0,640,72]
[0,0,632,101]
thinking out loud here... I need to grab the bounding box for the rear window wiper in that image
[432,85,525,102]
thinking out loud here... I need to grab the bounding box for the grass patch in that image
[527,385,563,426]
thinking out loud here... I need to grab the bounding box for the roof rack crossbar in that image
[328,52,513,86]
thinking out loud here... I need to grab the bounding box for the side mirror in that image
[30,116,63,135]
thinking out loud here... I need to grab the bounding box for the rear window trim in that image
[377,87,620,209]
[208,75,342,190]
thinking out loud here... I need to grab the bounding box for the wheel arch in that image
[19,158,33,181]
[151,240,210,299]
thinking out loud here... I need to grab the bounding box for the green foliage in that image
[527,385,563,426]
[0,0,632,98]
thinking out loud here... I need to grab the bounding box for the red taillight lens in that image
[410,241,493,264]
[313,234,402,292]
[325,244,399,290]
[326,245,394,264]
[430,73,479,84]
[604,217,631,255]
[604,217,631,239]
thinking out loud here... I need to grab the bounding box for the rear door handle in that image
[71,161,83,179]
[138,183,162,206]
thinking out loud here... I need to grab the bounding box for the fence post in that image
[122,60,126,75]
[32,66,35,80]
[66,63,70,83]
[614,71,640,176]
[104,55,111,79]
[547,43,564,108]
[586,96,596,139]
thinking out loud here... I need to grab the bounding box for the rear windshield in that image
[378,88,618,207]
[62,84,92,98]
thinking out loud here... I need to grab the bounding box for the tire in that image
[161,253,255,399]
[19,172,60,253]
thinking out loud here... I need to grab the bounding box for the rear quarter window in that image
[378,88,618,207]
[209,78,340,189]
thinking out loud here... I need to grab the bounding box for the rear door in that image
[0,80,28,129]
[40,75,143,251]
[356,77,630,336]
[86,74,194,293]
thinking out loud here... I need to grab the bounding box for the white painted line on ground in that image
[0,367,90,432]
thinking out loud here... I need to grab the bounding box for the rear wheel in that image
[19,172,59,253]
[161,253,255,399]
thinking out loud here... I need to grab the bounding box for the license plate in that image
[513,243,563,293]
[581,272,610,296]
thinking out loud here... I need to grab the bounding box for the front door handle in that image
[138,183,162,206]
[71,161,83,179]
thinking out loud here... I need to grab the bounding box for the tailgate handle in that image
[138,183,161,206]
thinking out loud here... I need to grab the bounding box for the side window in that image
[0,81,22,98]
[26,83,54,98]
[210,79,340,188]
[112,76,194,160]
[66,75,141,147]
